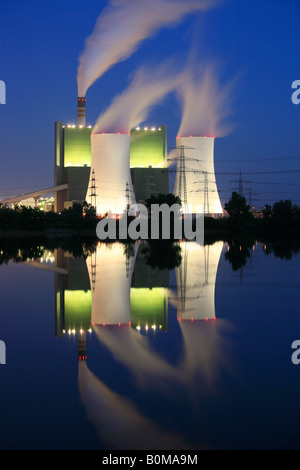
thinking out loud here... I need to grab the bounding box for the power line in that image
[214,169,300,176]
[216,155,300,163]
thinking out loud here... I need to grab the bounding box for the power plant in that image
[1,95,224,217]
[53,97,171,215]
[54,97,223,216]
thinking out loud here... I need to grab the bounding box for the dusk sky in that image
[0,0,299,207]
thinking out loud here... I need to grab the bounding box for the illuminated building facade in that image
[130,125,169,203]
[130,244,169,332]
[55,249,92,336]
[54,121,92,212]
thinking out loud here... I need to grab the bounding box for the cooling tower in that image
[86,242,138,326]
[87,133,136,215]
[78,97,86,127]
[174,136,223,215]
[175,241,223,321]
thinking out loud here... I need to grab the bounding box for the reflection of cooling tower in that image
[86,133,136,215]
[174,137,223,215]
[86,243,137,326]
[175,241,223,321]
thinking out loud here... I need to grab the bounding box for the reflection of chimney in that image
[78,331,87,361]
[78,97,86,127]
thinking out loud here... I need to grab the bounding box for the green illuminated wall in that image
[64,128,92,167]
[130,126,167,168]
[64,290,92,331]
[130,288,168,331]
[130,167,169,202]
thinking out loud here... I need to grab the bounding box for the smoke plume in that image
[177,61,236,138]
[93,63,180,134]
[77,0,220,97]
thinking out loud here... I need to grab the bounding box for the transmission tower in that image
[248,188,253,210]
[90,250,97,291]
[177,145,188,210]
[125,181,130,211]
[203,172,209,215]
[238,170,243,197]
[89,169,97,209]
[124,181,136,213]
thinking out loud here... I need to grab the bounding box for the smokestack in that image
[78,97,86,127]
[78,331,87,362]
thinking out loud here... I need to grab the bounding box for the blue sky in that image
[0,0,299,207]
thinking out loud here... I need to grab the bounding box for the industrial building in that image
[54,97,169,213]
[130,125,169,203]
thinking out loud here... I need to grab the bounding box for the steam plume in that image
[77,0,220,96]
[93,63,180,134]
[177,61,236,138]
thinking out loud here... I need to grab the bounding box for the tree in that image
[145,193,181,214]
[224,192,252,221]
[262,204,272,219]
[272,199,293,224]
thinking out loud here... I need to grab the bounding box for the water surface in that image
[0,240,299,450]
